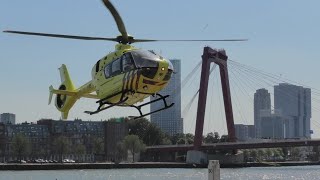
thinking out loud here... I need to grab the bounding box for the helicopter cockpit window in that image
[111,58,121,76]
[122,53,135,72]
[130,50,160,68]
[104,64,111,78]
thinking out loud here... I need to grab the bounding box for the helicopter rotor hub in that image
[116,35,134,44]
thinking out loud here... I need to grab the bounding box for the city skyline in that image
[235,83,313,140]
[1,1,320,137]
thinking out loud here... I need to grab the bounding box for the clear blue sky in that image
[1,0,320,137]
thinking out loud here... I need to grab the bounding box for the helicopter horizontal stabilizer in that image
[48,85,54,105]
[49,85,98,99]
[49,87,77,96]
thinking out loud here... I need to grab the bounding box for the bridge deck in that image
[146,139,320,152]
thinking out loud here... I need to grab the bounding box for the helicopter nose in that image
[159,60,170,72]
[167,60,174,71]
[158,60,173,81]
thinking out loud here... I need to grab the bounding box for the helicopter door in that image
[110,58,123,94]
[122,53,135,72]
[111,58,121,76]
[101,58,123,98]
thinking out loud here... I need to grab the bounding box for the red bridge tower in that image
[193,47,236,150]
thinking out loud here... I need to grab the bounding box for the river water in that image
[0,166,320,180]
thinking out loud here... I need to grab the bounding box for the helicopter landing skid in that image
[84,96,129,115]
[129,93,174,119]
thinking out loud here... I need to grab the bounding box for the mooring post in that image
[208,160,220,180]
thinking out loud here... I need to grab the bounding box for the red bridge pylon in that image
[193,46,236,150]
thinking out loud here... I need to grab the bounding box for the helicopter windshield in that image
[130,50,161,68]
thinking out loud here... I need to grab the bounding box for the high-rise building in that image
[0,113,16,124]
[234,124,249,141]
[247,125,255,139]
[254,89,271,138]
[260,109,287,139]
[150,59,183,136]
[274,83,311,138]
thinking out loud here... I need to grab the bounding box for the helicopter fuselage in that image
[91,44,173,106]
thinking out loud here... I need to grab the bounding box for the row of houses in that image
[0,118,128,162]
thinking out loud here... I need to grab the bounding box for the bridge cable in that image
[229,59,320,96]
[230,62,320,112]
[169,60,202,96]
[228,69,251,125]
[229,62,320,131]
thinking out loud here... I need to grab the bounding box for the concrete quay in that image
[0,161,319,170]
[0,162,205,170]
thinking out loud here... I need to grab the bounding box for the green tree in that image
[12,133,31,162]
[161,136,172,145]
[171,133,184,144]
[37,147,46,159]
[128,118,165,146]
[290,147,301,161]
[203,132,220,143]
[0,149,2,162]
[220,135,229,142]
[52,136,70,163]
[282,147,289,160]
[266,149,272,160]
[257,149,265,161]
[312,146,320,161]
[115,141,127,163]
[174,133,194,145]
[93,137,104,154]
[123,135,146,162]
[185,133,194,144]
[204,132,215,143]
[277,148,284,158]
[273,149,279,159]
[250,149,258,161]
[74,144,86,162]
[243,150,249,161]
[214,132,220,140]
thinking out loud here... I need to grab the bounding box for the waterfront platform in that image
[0,161,320,170]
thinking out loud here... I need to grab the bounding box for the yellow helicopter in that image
[4,0,246,119]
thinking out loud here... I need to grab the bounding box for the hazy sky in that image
[1,0,320,137]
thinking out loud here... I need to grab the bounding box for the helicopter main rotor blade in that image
[3,30,118,41]
[133,39,248,43]
[102,0,129,43]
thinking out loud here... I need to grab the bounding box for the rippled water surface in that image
[0,166,320,180]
